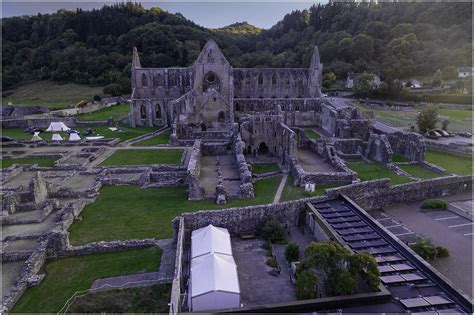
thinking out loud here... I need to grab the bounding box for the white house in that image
[346,72,381,89]
[457,67,474,78]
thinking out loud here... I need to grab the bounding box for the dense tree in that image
[416,104,439,133]
[2,2,471,90]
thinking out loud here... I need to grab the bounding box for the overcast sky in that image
[1,1,326,29]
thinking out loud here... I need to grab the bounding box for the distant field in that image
[2,81,105,109]
[75,103,130,121]
[354,102,473,133]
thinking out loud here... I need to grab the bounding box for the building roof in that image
[457,67,474,73]
[191,224,232,258]
[190,253,240,297]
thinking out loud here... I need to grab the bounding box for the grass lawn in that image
[304,128,321,140]
[75,103,130,121]
[392,153,409,163]
[1,157,56,168]
[68,176,281,245]
[424,150,473,175]
[3,80,105,110]
[346,159,412,185]
[1,125,158,143]
[280,175,341,202]
[132,130,171,146]
[99,149,183,166]
[11,247,162,313]
[252,163,280,174]
[399,164,444,179]
[67,283,171,313]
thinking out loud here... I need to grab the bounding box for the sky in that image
[1,1,326,29]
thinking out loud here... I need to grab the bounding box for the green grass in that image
[392,153,409,163]
[280,175,340,202]
[132,130,171,146]
[3,80,105,109]
[346,159,413,185]
[99,149,183,166]
[304,128,321,140]
[75,103,130,121]
[11,247,162,313]
[2,125,158,143]
[424,150,473,175]
[252,163,280,174]
[399,164,444,179]
[67,283,171,313]
[68,177,281,245]
[1,157,57,168]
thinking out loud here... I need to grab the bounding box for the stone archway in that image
[258,142,269,155]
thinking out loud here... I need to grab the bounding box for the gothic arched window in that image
[142,73,148,87]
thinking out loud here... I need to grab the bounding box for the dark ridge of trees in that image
[2,2,471,91]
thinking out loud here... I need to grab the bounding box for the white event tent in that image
[31,132,42,142]
[69,133,81,141]
[51,134,63,141]
[188,224,241,311]
[46,122,70,132]
[191,224,232,258]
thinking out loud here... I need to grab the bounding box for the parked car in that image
[1,136,13,142]
[458,131,472,138]
[425,130,441,139]
[434,129,449,137]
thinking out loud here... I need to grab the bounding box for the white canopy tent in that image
[31,132,42,142]
[46,122,70,132]
[189,253,240,311]
[51,133,63,141]
[69,133,81,141]
[191,224,232,259]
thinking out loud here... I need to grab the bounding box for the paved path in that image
[272,174,288,204]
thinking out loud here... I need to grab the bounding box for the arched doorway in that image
[201,123,207,131]
[258,142,269,155]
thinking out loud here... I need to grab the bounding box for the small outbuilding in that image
[46,122,70,132]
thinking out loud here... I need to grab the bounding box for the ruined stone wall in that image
[233,68,309,99]
[424,140,472,155]
[233,135,254,198]
[187,140,204,200]
[388,132,425,161]
[366,134,393,163]
[334,139,367,155]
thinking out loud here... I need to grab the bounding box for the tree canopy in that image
[2,2,471,91]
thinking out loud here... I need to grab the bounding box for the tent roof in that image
[51,133,63,141]
[190,253,239,297]
[69,133,81,141]
[191,224,232,258]
[46,122,70,132]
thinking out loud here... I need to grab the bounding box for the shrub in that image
[421,199,448,210]
[411,237,437,260]
[295,270,318,300]
[285,242,300,263]
[266,257,277,268]
[257,217,287,241]
[103,83,123,96]
[93,95,102,102]
[327,269,356,296]
[436,246,450,258]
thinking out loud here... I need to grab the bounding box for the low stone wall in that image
[186,140,204,200]
[425,140,473,155]
[327,175,473,211]
[233,135,254,199]
[169,217,184,315]
[59,239,159,257]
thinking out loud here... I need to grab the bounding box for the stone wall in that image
[169,217,184,315]
[366,134,393,163]
[425,140,473,155]
[186,140,205,200]
[388,131,425,161]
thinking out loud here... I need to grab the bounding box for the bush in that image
[93,95,102,102]
[285,242,300,263]
[411,237,437,260]
[295,270,318,300]
[327,269,356,296]
[103,83,123,96]
[257,217,287,241]
[421,199,448,210]
[436,246,450,258]
[266,257,278,268]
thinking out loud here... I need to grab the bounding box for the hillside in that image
[2,2,471,95]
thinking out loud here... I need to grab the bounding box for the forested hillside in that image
[2,2,471,94]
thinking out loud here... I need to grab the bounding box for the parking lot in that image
[373,193,473,298]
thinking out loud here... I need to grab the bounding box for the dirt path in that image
[272,174,288,204]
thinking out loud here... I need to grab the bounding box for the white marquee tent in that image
[69,133,81,141]
[191,224,232,259]
[189,253,240,311]
[51,133,63,141]
[46,122,70,132]
[31,132,42,142]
